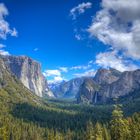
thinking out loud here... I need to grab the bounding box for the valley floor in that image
[1,95,140,140]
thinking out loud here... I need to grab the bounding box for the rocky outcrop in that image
[1,55,53,97]
[50,78,86,99]
[51,68,122,100]
[77,68,140,104]
[94,68,121,85]
[77,78,100,104]
[99,70,140,99]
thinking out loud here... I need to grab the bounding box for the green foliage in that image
[110,104,131,140]
[0,65,140,139]
[86,121,95,140]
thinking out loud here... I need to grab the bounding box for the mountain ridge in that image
[77,68,140,104]
[50,67,140,104]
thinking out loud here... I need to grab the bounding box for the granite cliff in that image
[77,68,140,104]
[0,55,53,97]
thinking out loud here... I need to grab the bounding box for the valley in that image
[0,0,140,139]
[0,55,140,139]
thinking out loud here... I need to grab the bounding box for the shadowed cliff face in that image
[99,70,140,99]
[1,55,53,97]
[50,77,87,99]
[94,68,121,85]
[77,78,100,104]
[77,68,140,104]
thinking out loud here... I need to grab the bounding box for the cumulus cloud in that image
[70,2,92,20]
[87,0,140,71]
[75,34,82,41]
[59,67,68,72]
[43,69,61,77]
[43,68,67,84]
[0,3,18,56]
[74,69,96,77]
[48,76,65,84]
[0,43,5,48]
[71,63,92,70]
[0,3,18,39]
[0,49,10,55]
[53,76,63,81]
[88,0,140,60]
[96,51,139,72]
[44,62,94,83]
[34,48,39,51]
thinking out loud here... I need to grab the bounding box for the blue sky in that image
[0,0,140,83]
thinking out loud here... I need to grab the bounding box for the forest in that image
[1,97,140,140]
[0,72,140,140]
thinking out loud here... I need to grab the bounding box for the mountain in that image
[0,55,53,97]
[50,77,87,99]
[94,68,121,85]
[77,78,99,104]
[48,80,66,92]
[51,68,122,100]
[1,55,140,140]
[99,70,140,100]
[77,68,140,104]
[0,56,43,105]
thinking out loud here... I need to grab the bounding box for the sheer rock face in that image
[50,78,86,99]
[77,68,140,104]
[77,78,99,104]
[1,55,52,97]
[100,70,140,99]
[94,68,121,85]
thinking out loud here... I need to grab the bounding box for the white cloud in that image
[96,51,139,72]
[0,49,10,55]
[34,48,39,51]
[88,60,94,64]
[53,76,63,81]
[74,69,96,77]
[70,2,92,20]
[43,68,67,84]
[88,0,140,60]
[43,63,94,83]
[0,3,18,56]
[0,43,5,48]
[75,34,82,40]
[59,67,68,72]
[11,28,18,37]
[71,64,91,70]
[0,3,18,39]
[48,76,65,84]
[43,69,61,77]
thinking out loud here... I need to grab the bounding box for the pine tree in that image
[55,131,64,140]
[65,129,72,140]
[86,121,95,140]
[102,124,110,140]
[130,113,140,140]
[0,126,9,140]
[110,104,131,140]
[94,122,103,140]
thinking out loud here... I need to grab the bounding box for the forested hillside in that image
[0,57,140,140]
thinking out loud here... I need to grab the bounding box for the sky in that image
[0,0,140,83]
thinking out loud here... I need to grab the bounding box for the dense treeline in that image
[1,102,140,140]
[1,56,140,139]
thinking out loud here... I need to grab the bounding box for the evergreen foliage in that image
[0,63,140,139]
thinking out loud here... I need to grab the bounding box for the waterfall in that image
[94,92,98,104]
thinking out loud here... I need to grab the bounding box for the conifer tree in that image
[65,129,72,140]
[110,104,131,140]
[94,122,103,140]
[86,121,95,140]
[102,124,110,140]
